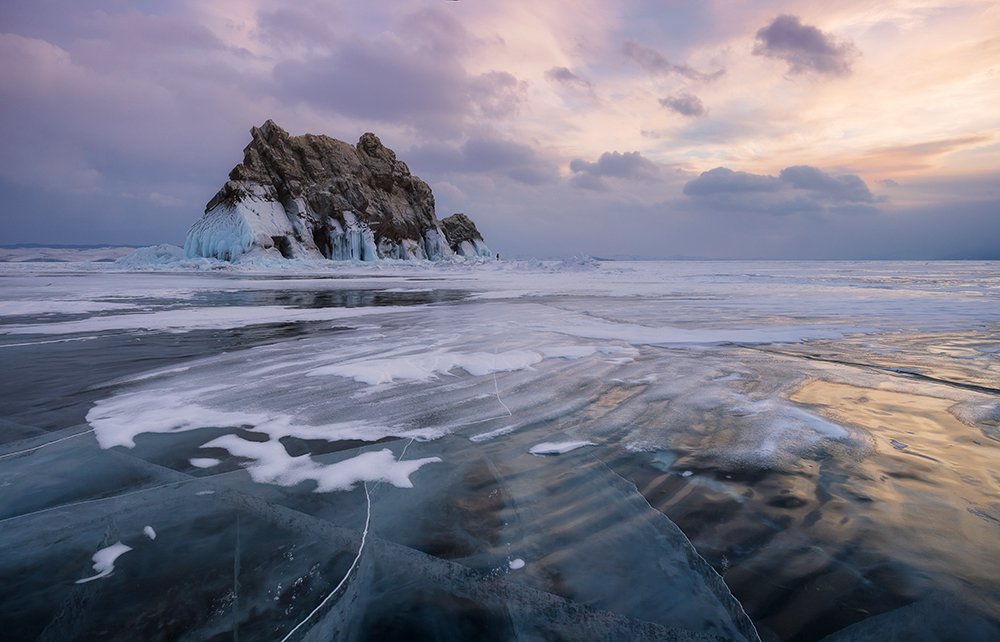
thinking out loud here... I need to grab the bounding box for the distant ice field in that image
[1,257,998,641]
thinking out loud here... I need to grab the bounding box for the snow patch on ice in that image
[76,542,132,584]
[537,345,598,359]
[190,458,221,469]
[469,290,538,300]
[115,244,186,268]
[308,349,543,385]
[0,300,137,316]
[742,400,849,454]
[508,558,525,570]
[143,526,157,540]
[469,425,518,442]
[529,441,597,456]
[675,396,853,467]
[624,440,659,453]
[87,396,257,449]
[202,437,441,492]
[545,316,854,346]
[952,400,1000,436]
[87,392,436,449]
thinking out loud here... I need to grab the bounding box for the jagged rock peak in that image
[252,118,287,141]
[357,132,396,163]
[184,120,490,263]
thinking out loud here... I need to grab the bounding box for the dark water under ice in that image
[1,261,998,641]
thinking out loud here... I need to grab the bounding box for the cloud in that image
[0,29,251,189]
[254,7,339,49]
[622,40,723,81]
[683,167,779,196]
[569,150,663,192]
[778,165,874,203]
[276,54,525,126]
[545,66,591,89]
[570,151,659,180]
[274,44,525,128]
[870,135,991,158]
[569,151,661,191]
[848,135,993,173]
[271,8,526,132]
[469,71,528,118]
[397,6,483,57]
[683,165,877,215]
[568,173,610,192]
[753,15,856,76]
[408,136,559,186]
[659,93,706,117]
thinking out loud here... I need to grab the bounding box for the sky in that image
[1,0,998,259]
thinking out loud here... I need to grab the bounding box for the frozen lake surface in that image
[1,258,998,641]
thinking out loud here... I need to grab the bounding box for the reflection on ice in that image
[0,303,417,335]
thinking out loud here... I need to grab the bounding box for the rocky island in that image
[184,120,491,262]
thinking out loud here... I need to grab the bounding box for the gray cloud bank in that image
[660,93,706,117]
[753,15,855,76]
[569,151,660,190]
[683,165,877,215]
[409,137,559,186]
[546,66,591,88]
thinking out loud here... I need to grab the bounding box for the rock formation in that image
[440,213,492,258]
[184,120,490,262]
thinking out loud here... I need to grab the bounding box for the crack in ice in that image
[279,482,372,642]
[0,429,95,461]
[279,437,418,641]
